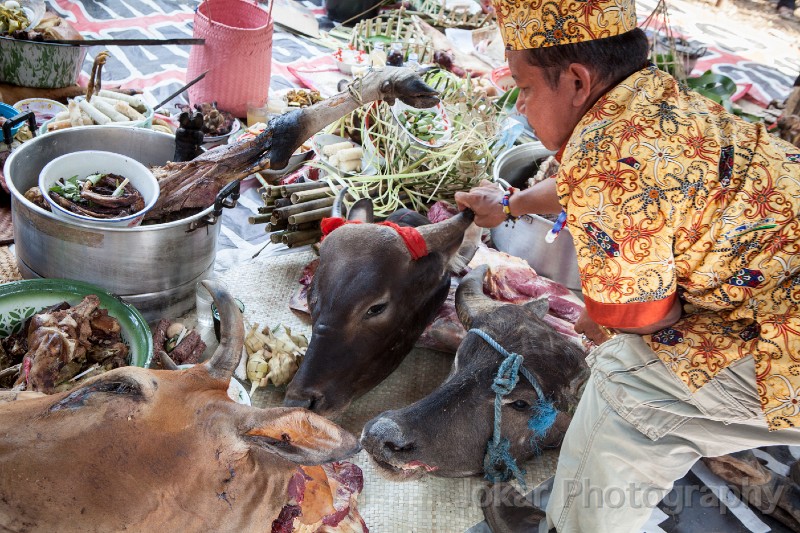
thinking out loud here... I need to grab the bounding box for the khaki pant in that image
[545,334,800,533]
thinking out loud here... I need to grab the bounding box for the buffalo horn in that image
[158,350,179,371]
[331,186,349,218]
[203,280,245,380]
[455,264,504,329]
[416,208,475,255]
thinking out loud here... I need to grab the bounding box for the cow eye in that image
[365,303,387,318]
[94,380,141,396]
[510,399,530,411]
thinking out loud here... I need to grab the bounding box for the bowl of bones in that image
[39,92,153,134]
[38,149,160,228]
[0,277,153,393]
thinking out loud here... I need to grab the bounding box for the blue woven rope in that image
[468,328,557,490]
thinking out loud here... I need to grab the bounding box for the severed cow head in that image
[284,199,476,416]
[0,281,359,533]
[361,265,587,480]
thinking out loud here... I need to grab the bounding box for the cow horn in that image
[203,280,245,380]
[158,350,179,371]
[331,186,349,218]
[455,264,504,329]
[416,209,475,254]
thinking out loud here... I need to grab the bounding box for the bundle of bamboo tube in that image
[250,180,340,248]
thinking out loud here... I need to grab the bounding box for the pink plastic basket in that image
[186,0,274,117]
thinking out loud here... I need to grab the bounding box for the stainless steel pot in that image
[490,142,582,291]
[4,126,239,321]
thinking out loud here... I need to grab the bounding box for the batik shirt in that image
[557,65,800,430]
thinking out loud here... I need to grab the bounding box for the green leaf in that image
[495,87,519,112]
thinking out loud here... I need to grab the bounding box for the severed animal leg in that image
[703,451,800,530]
[145,67,439,221]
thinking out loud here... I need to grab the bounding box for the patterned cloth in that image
[557,65,800,430]
[491,0,638,50]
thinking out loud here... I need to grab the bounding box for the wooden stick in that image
[270,231,287,244]
[281,229,322,246]
[273,196,335,220]
[258,205,274,214]
[44,38,206,47]
[288,206,333,225]
[274,197,293,209]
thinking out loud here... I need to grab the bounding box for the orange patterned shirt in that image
[557,65,800,430]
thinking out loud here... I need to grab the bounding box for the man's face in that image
[508,51,577,151]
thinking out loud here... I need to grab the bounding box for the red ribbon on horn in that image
[320,217,429,260]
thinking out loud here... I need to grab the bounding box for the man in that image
[455,0,800,530]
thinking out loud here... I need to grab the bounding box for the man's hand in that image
[455,180,507,228]
[574,308,613,348]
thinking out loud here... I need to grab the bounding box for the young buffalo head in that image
[360,265,587,480]
[284,198,476,416]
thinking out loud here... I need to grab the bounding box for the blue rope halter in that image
[468,328,558,490]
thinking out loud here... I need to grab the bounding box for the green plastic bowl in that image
[0,278,153,368]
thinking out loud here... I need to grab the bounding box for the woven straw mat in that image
[0,246,21,284]
[220,250,559,532]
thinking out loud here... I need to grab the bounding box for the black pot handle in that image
[2,111,37,146]
[213,179,240,218]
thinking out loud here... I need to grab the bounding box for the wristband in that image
[501,187,517,222]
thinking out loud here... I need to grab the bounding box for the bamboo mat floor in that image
[220,249,559,532]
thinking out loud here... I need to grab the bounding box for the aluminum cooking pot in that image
[490,141,582,291]
[4,126,239,321]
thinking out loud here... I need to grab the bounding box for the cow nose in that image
[362,417,415,459]
[283,391,322,411]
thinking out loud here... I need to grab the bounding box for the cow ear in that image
[244,408,360,466]
[347,198,374,223]
[524,298,549,318]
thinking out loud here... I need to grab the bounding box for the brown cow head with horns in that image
[0,281,360,533]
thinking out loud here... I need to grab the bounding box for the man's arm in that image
[454,178,562,228]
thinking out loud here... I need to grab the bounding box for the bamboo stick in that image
[290,187,337,204]
[288,207,333,225]
[270,214,280,225]
[274,198,293,209]
[273,197,335,220]
[279,181,328,195]
[270,231,287,244]
[287,237,321,248]
[281,229,322,246]
[288,222,320,232]
[258,205,274,214]
[266,219,288,232]
[248,214,273,224]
